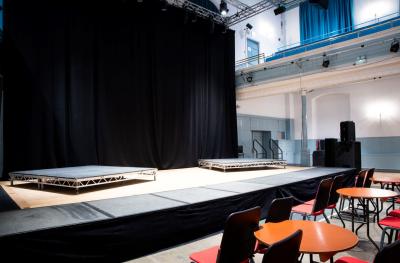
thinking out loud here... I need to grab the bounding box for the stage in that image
[1,166,307,209]
[0,166,356,262]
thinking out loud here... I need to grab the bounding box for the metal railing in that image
[269,139,283,160]
[235,53,265,70]
[266,12,400,61]
[252,139,268,159]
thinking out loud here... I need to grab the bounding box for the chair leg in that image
[389,229,394,244]
[334,207,346,228]
[380,227,390,250]
[323,212,330,224]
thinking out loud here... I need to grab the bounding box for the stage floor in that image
[1,166,309,209]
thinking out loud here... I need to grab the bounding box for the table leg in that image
[366,199,379,250]
[352,198,355,232]
[310,254,313,263]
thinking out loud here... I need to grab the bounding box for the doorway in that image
[247,38,260,66]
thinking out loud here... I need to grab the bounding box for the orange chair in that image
[189,207,261,263]
[335,239,400,263]
[291,178,333,222]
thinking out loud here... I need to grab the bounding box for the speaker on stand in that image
[340,121,356,142]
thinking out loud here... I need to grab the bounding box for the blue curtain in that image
[300,0,353,44]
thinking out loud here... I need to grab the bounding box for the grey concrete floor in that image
[126,190,397,263]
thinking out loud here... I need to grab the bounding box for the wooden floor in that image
[0,166,309,209]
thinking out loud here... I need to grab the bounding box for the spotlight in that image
[390,39,399,53]
[273,5,286,15]
[322,59,330,68]
[220,1,229,17]
[246,23,253,30]
[160,0,168,11]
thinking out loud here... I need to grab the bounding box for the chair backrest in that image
[266,197,293,223]
[312,178,334,213]
[261,229,302,263]
[363,168,375,188]
[374,239,400,263]
[328,174,345,206]
[217,206,261,263]
[355,169,368,187]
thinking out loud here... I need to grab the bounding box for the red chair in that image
[261,229,302,263]
[255,197,293,254]
[189,207,261,263]
[363,168,375,188]
[305,175,346,227]
[291,178,333,222]
[335,239,400,263]
[355,170,368,187]
[378,215,400,249]
[388,209,400,218]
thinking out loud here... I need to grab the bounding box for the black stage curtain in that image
[2,0,237,178]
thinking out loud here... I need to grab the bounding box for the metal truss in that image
[227,0,307,27]
[169,0,307,28]
[198,158,287,171]
[10,169,157,193]
[170,0,227,25]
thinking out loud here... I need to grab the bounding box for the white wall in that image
[352,0,399,28]
[306,76,400,139]
[232,9,284,61]
[236,93,291,119]
[237,75,400,140]
[312,93,350,139]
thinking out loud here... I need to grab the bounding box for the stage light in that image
[390,39,399,53]
[322,55,329,68]
[220,1,229,17]
[246,23,253,30]
[273,5,286,15]
[160,0,168,11]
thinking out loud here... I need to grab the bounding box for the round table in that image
[254,220,358,262]
[371,176,400,212]
[337,187,398,249]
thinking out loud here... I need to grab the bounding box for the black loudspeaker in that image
[335,141,361,170]
[312,150,325,166]
[309,0,329,9]
[324,138,337,167]
[340,121,356,142]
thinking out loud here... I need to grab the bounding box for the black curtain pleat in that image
[1,0,238,178]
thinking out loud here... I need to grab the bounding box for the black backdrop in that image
[1,0,238,178]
